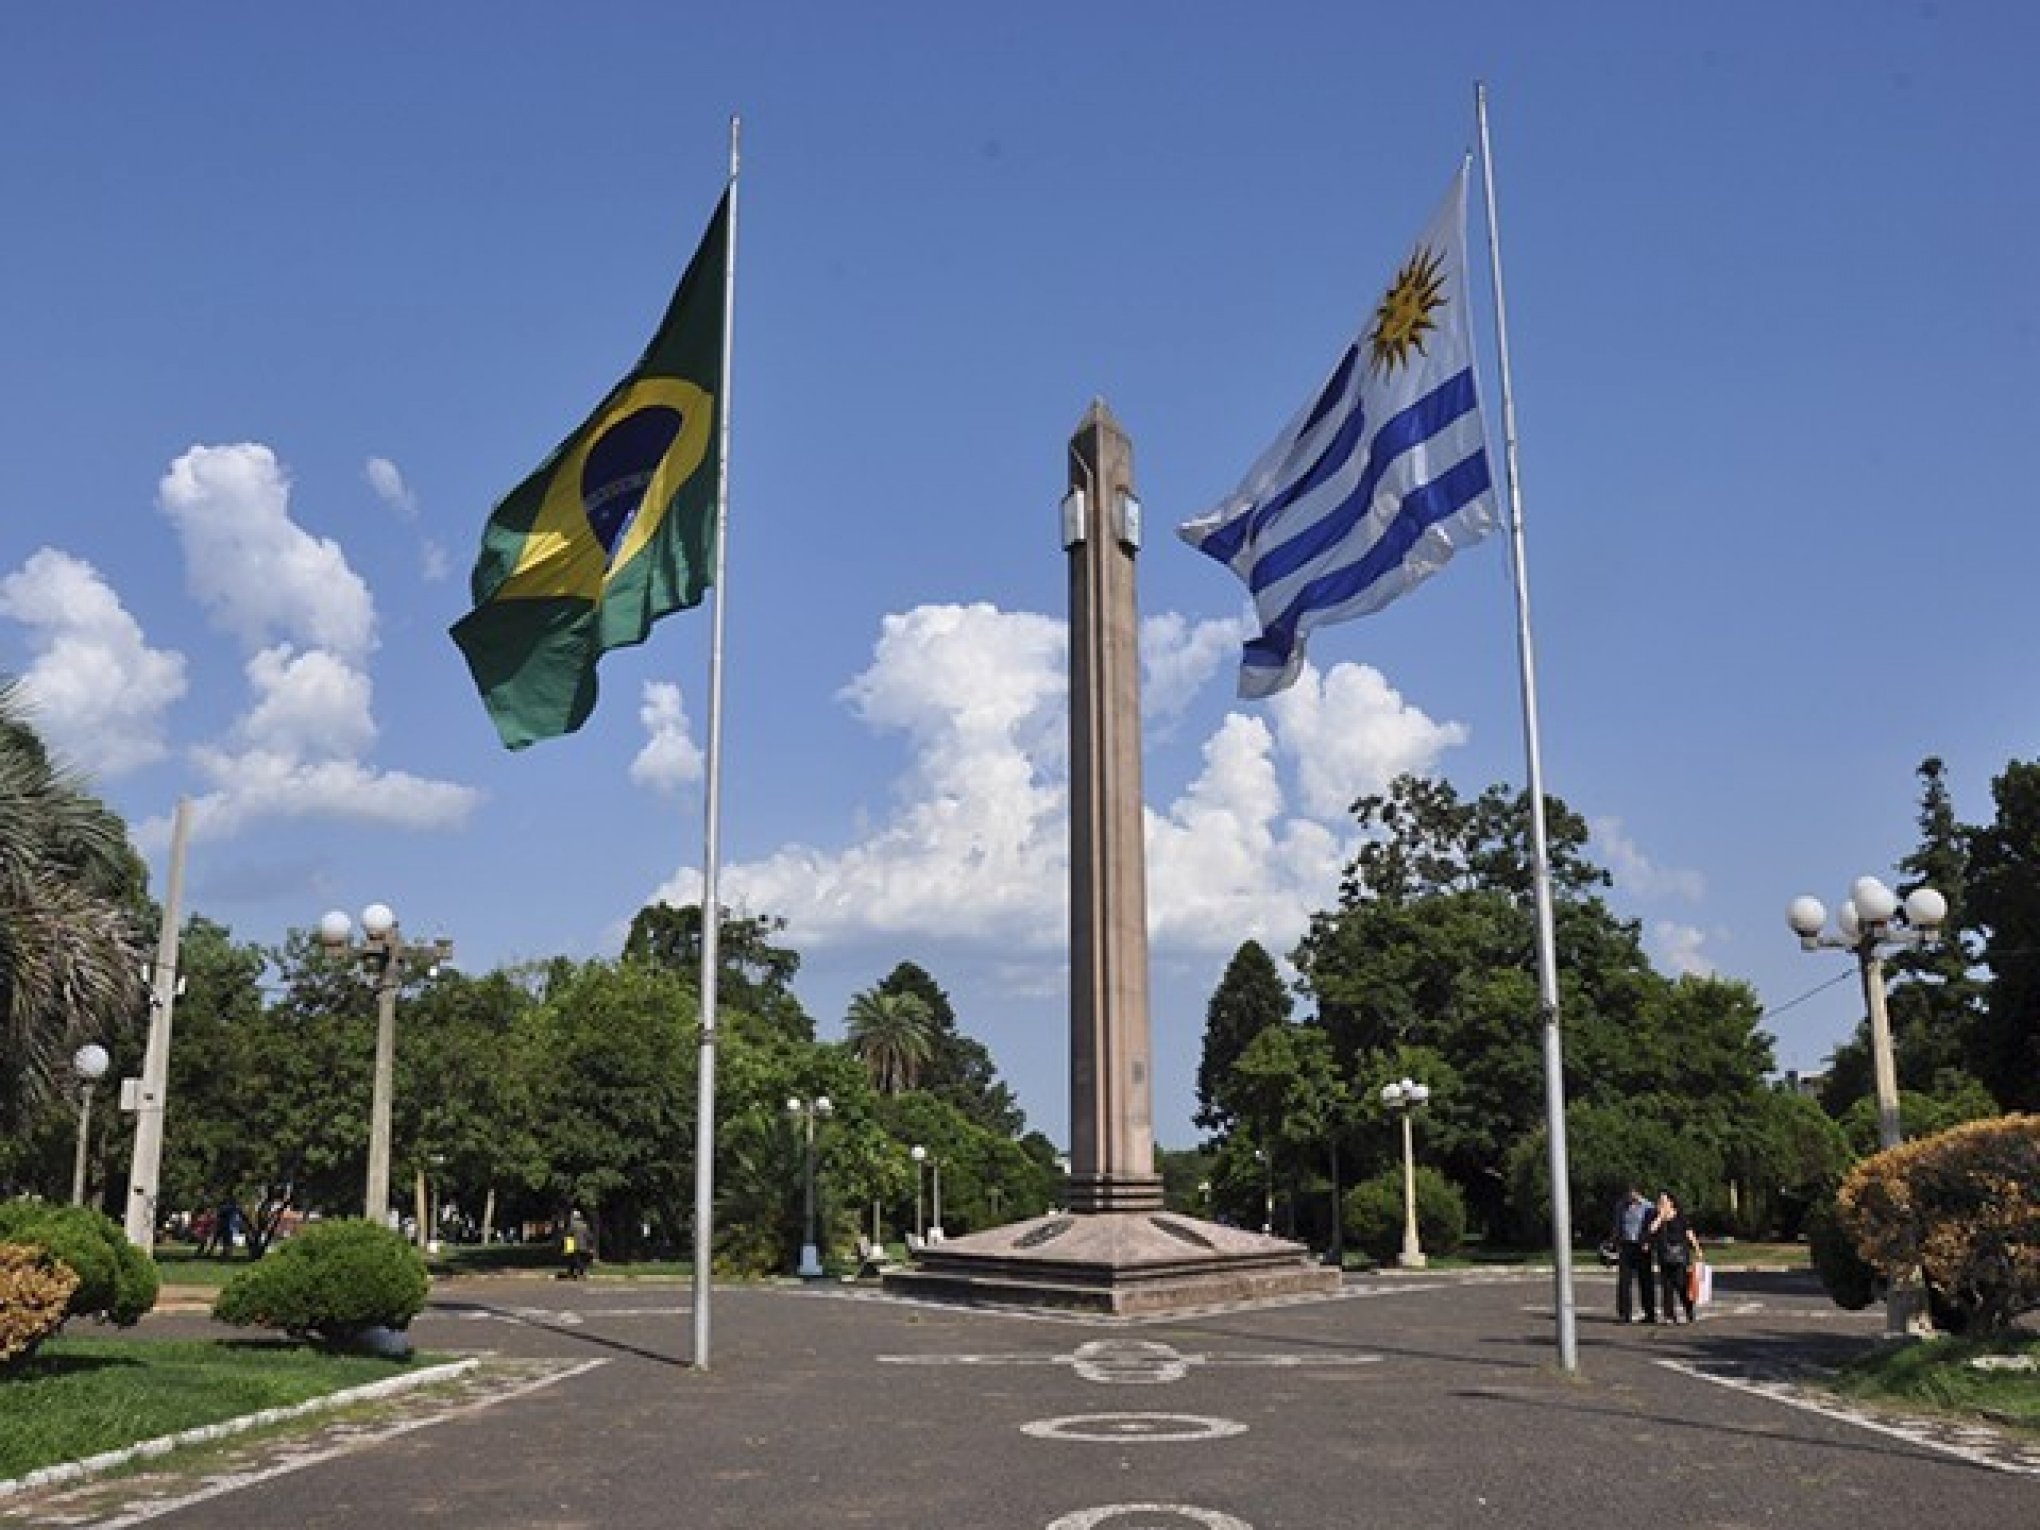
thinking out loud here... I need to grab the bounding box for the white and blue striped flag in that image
[1178,162,1498,698]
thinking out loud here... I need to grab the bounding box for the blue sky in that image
[4,3,2035,1149]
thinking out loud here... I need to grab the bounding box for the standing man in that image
[1610,1184,1656,1324]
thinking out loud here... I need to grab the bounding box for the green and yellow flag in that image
[451,192,729,749]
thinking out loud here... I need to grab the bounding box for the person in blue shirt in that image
[1609,1184,1657,1324]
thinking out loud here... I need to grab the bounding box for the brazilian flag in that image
[451,192,729,749]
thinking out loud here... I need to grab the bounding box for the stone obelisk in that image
[1063,400,1163,1214]
[882,404,1339,1313]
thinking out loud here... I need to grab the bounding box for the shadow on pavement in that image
[427,1297,692,1371]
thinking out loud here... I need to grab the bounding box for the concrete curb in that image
[0,1357,480,1500]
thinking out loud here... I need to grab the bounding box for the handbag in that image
[1688,1260,1711,1305]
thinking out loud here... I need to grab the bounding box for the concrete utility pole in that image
[1063,401,1163,1215]
[125,798,192,1252]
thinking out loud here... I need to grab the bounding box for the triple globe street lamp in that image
[1787,873,1945,1336]
[787,1094,833,1278]
[319,903,453,1227]
[1381,1077,1432,1269]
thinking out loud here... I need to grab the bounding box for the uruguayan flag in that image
[1178,163,1498,698]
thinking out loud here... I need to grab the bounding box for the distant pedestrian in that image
[1609,1184,1656,1324]
[562,1210,594,1280]
[1646,1190,1702,1324]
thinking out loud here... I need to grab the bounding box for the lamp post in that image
[787,1095,832,1278]
[1788,874,1945,1335]
[1381,1077,1431,1269]
[910,1144,928,1240]
[319,903,453,1226]
[910,1144,943,1238]
[71,1044,111,1206]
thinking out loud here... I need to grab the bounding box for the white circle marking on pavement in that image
[1045,1505,1252,1529]
[1021,1413,1248,1443]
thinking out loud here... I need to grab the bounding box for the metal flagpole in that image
[1475,81,1578,1373]
[692,115,740,1371]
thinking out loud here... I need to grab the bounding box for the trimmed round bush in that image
[213,1218,429,1346]
[0,1200,158,1325]
[1343,1166,1466,1264]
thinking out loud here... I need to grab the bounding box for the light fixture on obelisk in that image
[1061,400,1163,1214]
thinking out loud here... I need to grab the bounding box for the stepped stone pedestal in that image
[882,1211,1340,1316]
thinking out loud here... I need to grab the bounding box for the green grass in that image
[0,1337,424,1480]
[1825,1330,2040,1433]
[149,1244,252,1291]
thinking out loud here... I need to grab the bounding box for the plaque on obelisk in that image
[1062,400,1163,1214]
[882,403,1339,1313]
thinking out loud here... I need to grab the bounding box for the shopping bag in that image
[1688,1260,1711,1306]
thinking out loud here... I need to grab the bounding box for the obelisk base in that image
[882,1211,1342,1317]
[1065,1173,1164,1214]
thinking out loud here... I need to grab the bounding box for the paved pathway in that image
[5,1268,2034,1529]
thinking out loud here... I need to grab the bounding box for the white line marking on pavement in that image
[1659,1359,2040,1477]
[1045,1504,1252,1528]
[1020,1413,1248,1443]
[77,1358,611,1527]
[880,1337,1381,1385]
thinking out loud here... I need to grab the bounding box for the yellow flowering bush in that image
[0,1242,81,1369]
[1837,1114,2040,1335]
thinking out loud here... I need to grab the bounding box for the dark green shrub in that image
[213,1218,428,1345]
[1805,1193,1876,1311]
[1342,1166,1466,1264]
[1504,1105,1724,1247]
[0,1200,158,1325]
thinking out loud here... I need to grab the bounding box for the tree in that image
[1823,759,1986,1105]
[877,961,1024,1134]
[623,902,813,1041]
[159,917,278,1247]
[844,988,934,1096]
[1965,759,2040,1109]
[0,680,149,1140]
[1194,941,1291,1138]
[1217,1022,1352,1250]
[516,959,697,1258]
[1297,773,1775,1238]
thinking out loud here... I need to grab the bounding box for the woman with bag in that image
[1647,1190,1703,1324]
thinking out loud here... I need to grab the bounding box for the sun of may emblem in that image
[1368,243,1448,374]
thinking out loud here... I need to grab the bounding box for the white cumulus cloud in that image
[0,548,187,776]
[630,681,704,793]
[650,603,1471,985]
[1593,816,1706,903]
[1268,661,1470,821]
[158,443,376,659]
[1652,920,1715,977]
[364,456,419,518]
[237,645,377,760]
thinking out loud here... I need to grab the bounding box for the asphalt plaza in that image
[6,1268,2035,1529]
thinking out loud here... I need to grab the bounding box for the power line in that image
[1759,966,1857,1024]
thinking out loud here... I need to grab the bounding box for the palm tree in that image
[845,988,934,1095]
[0,679,149,1133]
